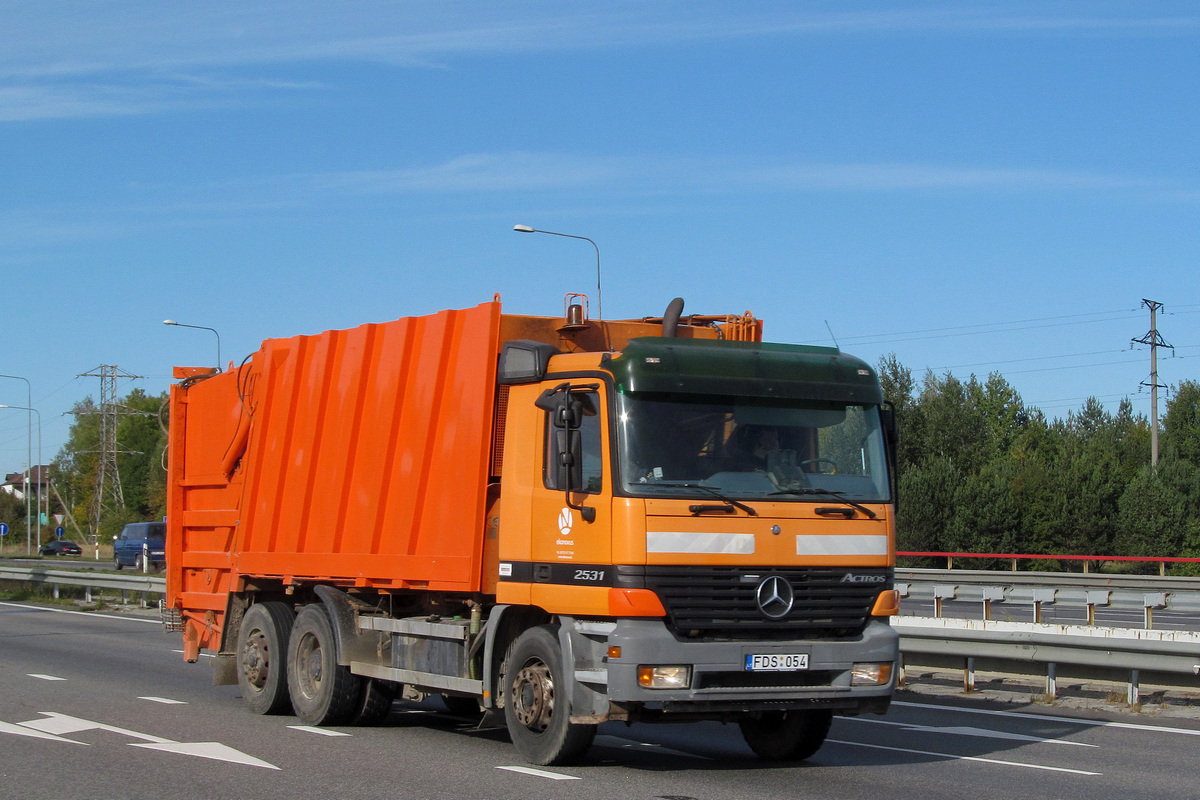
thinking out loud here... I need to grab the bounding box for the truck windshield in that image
[617,392,890,503]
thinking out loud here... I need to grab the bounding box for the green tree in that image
[1115,461,1199,570]
[1163,380,1200,466]
[51,390,169,539]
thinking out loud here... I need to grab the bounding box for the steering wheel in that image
[799,458,838,474]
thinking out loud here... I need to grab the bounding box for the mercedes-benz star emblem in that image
[755,575,794,619]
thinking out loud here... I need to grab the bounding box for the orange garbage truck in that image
[164,296,899,765]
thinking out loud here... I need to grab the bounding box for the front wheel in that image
[114,555,123,570]
[503,625,595,766]
[739,709,833,761]
[287,604,362,726]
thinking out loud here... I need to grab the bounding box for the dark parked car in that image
[113,521,166,571]
[39,540,83,556]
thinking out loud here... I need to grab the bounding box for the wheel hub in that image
[241,630,270,689]
[512,661,554,733]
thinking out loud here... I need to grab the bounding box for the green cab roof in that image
[602,336,883,404]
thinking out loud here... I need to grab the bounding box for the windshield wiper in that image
[768,487,877,519]
[650,482,759,517]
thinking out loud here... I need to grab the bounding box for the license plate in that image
[746,653,809,672]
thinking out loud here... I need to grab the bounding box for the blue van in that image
[113,522,166,571]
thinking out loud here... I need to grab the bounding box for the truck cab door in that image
[528,384,613,610]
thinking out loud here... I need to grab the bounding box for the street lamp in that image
[0,404,41,555]
[163,320,222,372]
[513,225,603,319]
[0,375,33,554]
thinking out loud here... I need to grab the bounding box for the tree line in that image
[4,361,1199,574]
[879,356,1200,574]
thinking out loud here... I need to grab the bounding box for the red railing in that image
[897,551,1200,575]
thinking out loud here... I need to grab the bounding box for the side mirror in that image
[536,383,596,524]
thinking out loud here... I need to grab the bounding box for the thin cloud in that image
[313,153,1167,196]
[1,152,1189,255]
[4,4,1196,79]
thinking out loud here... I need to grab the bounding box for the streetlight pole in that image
[513,225,603,319]
[0,404,41,554]
[0,375,33,554]
[163,320,222,372]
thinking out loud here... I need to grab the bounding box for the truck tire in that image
[287,604,362,726]
[738,709,833,761]
[352,679,397,726]
[237,602,295,715]
[503,625,596,766]
[114,555,123,570]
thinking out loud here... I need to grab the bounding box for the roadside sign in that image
[0,522,8,537]
[55,526,65,539]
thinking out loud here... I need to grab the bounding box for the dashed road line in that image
[139,697,187,705]
[28,674,67,681]
[288,726,352,737]
[496,765,580,780]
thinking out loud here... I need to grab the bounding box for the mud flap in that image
[559,617,616,722]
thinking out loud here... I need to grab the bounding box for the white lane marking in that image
[131,741,280,770]
[172,650,216,659]
[139,697,187,705]
[6,713,279,769]
[19,712,173,743]
[288,726,352,737]
[496,766,580,781]
[842,717,1097,747]
[892,700,1200,736]
[0,601,160,624]
[594,734,713,760]
[827,739,1101,775]
[0,720,88,744]
[28,674,67,681]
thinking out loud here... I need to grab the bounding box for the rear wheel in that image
[739,709,833,761]
[352,679,398,725]
[237,602,295,715]
[503,625,595,766]
[287,604,362,726]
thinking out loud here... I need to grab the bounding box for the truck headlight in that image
[637,665,691,689]
[851,662,893,686]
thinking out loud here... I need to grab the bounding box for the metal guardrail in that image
[896,616,1200,704]
[0,565,165,603]
[897,567,1200,625]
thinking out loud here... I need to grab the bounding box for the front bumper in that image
[603,618,898,714]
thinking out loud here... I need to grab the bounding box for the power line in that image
[814,307,1145,347]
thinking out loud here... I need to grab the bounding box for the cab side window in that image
[543,390,603,493]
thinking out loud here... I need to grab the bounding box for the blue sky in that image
[1,2,1197,470]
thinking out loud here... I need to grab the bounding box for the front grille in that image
[641,566,890,639]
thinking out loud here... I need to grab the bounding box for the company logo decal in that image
[755,575,794,619]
